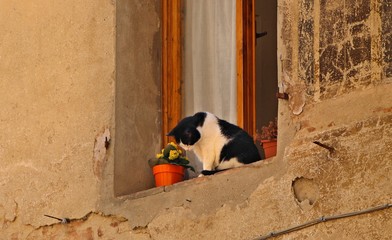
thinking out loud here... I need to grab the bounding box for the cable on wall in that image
[253,203,392,240]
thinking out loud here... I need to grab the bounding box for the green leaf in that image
[148,158,159,168]
[157,158,170,165]
[176,158,189,165]
[186,165,195,172]
[163,144,177,157]
[149,158,170,168]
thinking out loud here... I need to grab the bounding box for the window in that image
[162,0,278,141]
[162,0,279,176]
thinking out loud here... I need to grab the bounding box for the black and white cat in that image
[167,112,262,175]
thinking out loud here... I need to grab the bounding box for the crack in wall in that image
[41,211,128,227]
[22,211,130,239]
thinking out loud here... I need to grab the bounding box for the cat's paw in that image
[198,174,205,177]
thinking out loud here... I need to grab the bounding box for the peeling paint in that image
[93,128,111,180]
[0,199,17,228]
[281,0,388,104]
[282,72,306,115]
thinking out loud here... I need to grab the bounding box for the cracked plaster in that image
[1,0,392,239]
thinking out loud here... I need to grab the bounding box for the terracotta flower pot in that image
[261,139,277,159]
[152,164,185,187]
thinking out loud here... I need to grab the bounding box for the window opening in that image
[254,0,278,158]
[161,0,279,184]
[255,0,278,132]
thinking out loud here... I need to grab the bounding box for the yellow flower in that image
[156,153,163,159]
[169,142,178,148]
[178,149,182,154]
[168,150,179,160]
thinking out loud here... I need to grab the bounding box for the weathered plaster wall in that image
[1,0,391,239]
[114,0,162,196]
[0,0,116,237]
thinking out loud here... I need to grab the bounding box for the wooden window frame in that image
[162,0,182,146]
[236,0,256,136]
[161,0,255,146]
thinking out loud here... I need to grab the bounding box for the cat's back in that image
[197,112,222,137]
[200,112,244,138]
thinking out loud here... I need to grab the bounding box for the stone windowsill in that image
[118,157,278,201]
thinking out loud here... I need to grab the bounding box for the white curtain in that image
[183,0,237,124]
[182,0,237,177]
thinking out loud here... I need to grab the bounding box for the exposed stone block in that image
[381,1,392,78]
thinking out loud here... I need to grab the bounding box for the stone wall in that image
[280,0,391,113]
[1,0,391,239]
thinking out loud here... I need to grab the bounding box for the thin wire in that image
[253,203,392,240]
[44,214,62,221]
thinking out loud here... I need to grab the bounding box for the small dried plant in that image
[254,117,278,141]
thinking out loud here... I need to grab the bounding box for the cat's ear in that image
[166,128,175,136]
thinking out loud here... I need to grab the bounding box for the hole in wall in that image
[292,177,319,211]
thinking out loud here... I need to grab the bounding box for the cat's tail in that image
[200,169,226,176]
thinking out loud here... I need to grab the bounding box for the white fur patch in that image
[191,112,229,171]
[179,142,193,151]
[216,158,244,170]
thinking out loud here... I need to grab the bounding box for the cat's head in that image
[167,115,203,151]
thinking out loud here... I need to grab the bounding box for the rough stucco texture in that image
[0,0,115,234]
[1,0,392,239]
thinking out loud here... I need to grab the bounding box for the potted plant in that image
[148,142,195,187]
[254,118,278,159]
